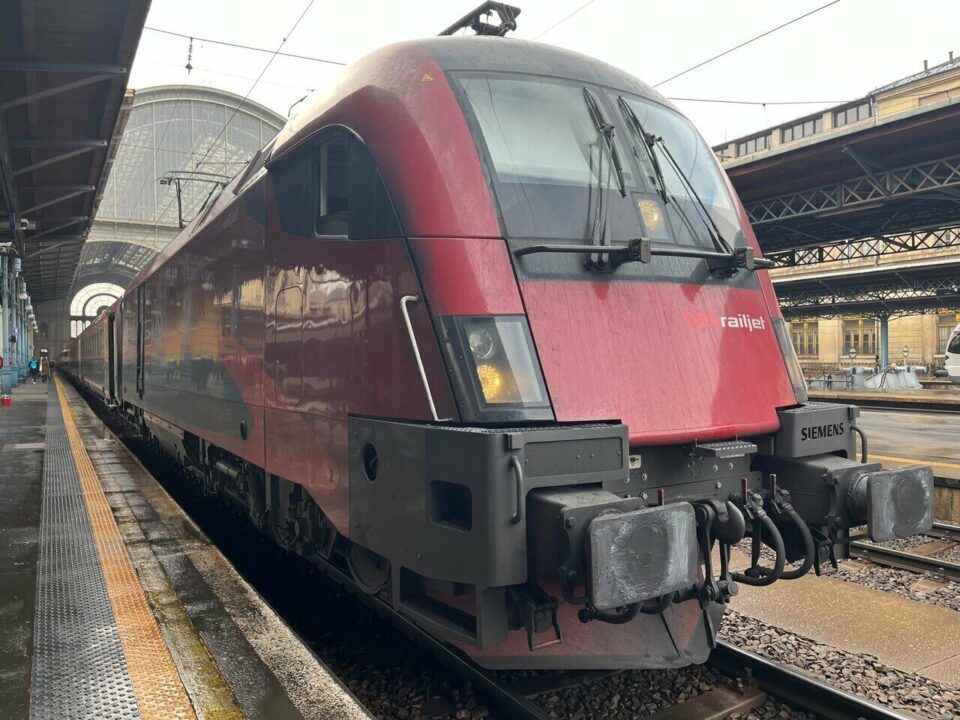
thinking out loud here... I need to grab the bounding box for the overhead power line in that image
[654,0,843,87]
[144,25,346,67]
[534,0,600,40]
[668,96,850,106]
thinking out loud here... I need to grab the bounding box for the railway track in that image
[850,522,960,582]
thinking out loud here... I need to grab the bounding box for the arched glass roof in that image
[71,86,286,294]
[98,86,285,225]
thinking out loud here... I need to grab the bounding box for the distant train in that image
[61,4,935,671]
[947,323,960,383]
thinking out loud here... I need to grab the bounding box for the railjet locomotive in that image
[63,4,934,670]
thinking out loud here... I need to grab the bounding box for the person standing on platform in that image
[39,356,49,384]
[28,357,39,383]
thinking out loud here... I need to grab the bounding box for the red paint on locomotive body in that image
[522,279,794,445]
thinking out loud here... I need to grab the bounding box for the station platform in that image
[0,377,370,720]
[808,386,960,411]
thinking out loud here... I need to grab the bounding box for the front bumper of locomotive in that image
[346,406,933,653]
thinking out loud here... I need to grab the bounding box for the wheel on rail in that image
[347,543,390,595]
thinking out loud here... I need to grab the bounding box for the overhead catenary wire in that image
[668,97,851,106]
[144,25,346,67]
[533,0,600,40]
[653,0,843,87]
[127,1,315,250]
[166,1,315,196]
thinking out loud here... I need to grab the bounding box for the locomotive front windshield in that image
[455,72,744,249]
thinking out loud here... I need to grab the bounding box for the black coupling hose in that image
[852,424,868,463]
[778,505,816,580]
[591,603,640,624]
[732,515,786,586]
[639,592,675,615]
[586,591,676,624]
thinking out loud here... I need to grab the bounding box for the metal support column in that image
[878,315,889,368]
[0,255,7,386]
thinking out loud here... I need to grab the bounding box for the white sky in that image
[129,0,960,145]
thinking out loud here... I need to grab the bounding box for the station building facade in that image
[714,56,960,370]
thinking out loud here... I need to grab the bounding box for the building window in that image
[938,312,960,353]
[781,117,823,144]
[843,318,878,357]
[736,133,771,157]
[790,321,819,357]
[834,101,873,128]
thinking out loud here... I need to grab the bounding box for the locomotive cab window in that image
[272,132,402,240]
[316,133,402,240]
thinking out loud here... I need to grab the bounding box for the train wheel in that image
[347,543,390,595]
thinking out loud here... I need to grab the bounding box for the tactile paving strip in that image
[29,382,140,719]
[54,378,196,720]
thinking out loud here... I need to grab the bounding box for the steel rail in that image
[849,540,960,582]
[927,521,960,543]
[709,642,913,720]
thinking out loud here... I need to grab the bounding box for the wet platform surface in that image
[808,387,960,410]
[0,378,370,720]
[727,549,960,686]
[857,408,960,482]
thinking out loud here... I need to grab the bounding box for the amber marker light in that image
[476,363,511,402]
[639,198,662,231]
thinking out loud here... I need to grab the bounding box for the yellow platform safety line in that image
[55,377,198,720]
[871,452,960,472]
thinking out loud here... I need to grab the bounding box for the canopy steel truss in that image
[777,275,960,319]
[746,152,960,227]
[768,225,960,267]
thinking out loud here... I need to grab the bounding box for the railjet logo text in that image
[719,314,766,332]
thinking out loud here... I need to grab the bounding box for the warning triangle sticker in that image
[421,73,434,82]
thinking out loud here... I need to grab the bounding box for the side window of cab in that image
[316,132,403,240]
[272,130,402,240]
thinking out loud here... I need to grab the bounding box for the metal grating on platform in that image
[29,388,140,719]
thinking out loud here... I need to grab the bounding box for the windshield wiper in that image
[650,133,734,256]
[514,238,775,273]
[617,96,669,205]
[582,88,626,199]
[617,96,711,253]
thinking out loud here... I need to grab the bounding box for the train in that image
[61,3,935,671]
[947,323,960,383]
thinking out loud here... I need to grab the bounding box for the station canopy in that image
[0,0,150,303]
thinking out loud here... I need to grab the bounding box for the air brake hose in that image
[588,591,676,624]
[777,505,816,580]
[852,424,868,463]
[639,592,676,615]
[591,603,640,624]
[731,515,785,586]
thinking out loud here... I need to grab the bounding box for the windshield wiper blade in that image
[650,134,734,255]
[617,97,669,205]
[582,88,627,199]
[514,238,775,274]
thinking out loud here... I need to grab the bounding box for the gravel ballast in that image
[719,611,960,719]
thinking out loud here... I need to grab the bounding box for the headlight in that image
[772,317,808,404]
[438,315,553,422]
[467,325,498,361]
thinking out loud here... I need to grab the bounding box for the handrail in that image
[399,295,443,422]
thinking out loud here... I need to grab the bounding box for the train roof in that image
[270,36,674,164]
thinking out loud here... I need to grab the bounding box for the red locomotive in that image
[63,4,933,670]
